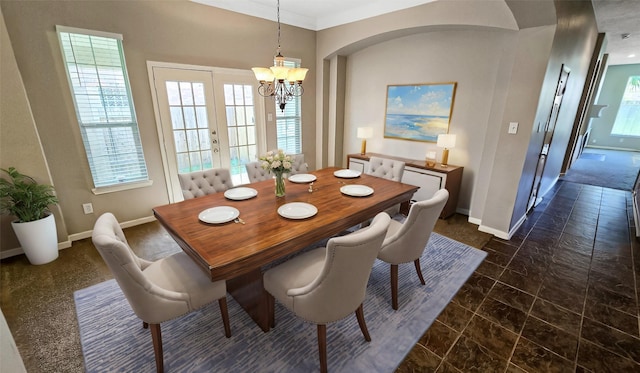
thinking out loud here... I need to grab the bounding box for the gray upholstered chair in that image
[365,156,407,218]
[91,213,231,373]
[366,156,405,181]
[177,168,233,200]
[289,153,308,175]
[263,212,391,373]
[245,161,271,183]
[378,189,449,310]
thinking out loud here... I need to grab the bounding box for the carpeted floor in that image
[74,233,486,372]
[562,148,640,190]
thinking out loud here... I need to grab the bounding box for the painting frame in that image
[384,82,457,143]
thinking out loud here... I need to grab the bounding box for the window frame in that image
[610,75,640,138]
[56,25,151,194]
[275,58,303,154]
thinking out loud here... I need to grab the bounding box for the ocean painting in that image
[384,83,457,142]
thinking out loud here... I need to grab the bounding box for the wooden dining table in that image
[153,166,418,331]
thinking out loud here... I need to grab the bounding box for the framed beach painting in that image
[384,82,457,142]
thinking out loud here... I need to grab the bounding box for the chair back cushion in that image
[245,162,270,183]
[378,189,449,264]
[91,213,191,323]
[367,157,405,181]
[289,154,308,175]
[286,212,391,323]
[178,168,233,199]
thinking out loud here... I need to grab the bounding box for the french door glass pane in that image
[166,80,213,172]
[224,83,256,185]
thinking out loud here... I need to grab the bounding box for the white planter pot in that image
[11,213,59,265]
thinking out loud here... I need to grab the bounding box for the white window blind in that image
[276,59,302,154]
[611,75,640,137]
[57,26,149,188]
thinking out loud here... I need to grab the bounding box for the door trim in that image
[147,61,267,203]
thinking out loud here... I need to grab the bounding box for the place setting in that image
[340,184,374,197]
[198,206,245,224]
[277,202,318,220]
[333,169,361,179]
[223,186,258,200]
[288,173,317,183]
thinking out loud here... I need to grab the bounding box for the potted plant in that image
[0,167,59,265]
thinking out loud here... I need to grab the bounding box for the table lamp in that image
[437,134,456,167]
[357,127,373,155]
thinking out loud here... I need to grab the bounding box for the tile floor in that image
[2,180,638,372]
[397,181,640,372]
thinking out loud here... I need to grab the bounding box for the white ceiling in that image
[195,0,640,66]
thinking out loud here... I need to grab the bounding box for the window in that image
[611,75,640,137]
[57,26,149,189]
[275,59,302,154]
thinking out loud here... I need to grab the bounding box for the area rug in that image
[74,233,486,372]
[562,148,640,191]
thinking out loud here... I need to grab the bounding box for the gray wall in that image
[1,0,600,253]
[1,7,67,251]
[318,0,598,237]
[0,0,316,253]
[588,64,640,150]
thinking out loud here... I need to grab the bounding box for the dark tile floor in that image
[2,181,638,372]
[397,181,640,372]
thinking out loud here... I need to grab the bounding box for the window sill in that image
[91,180,153,195]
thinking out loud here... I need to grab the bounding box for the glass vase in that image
[274,172,286,197]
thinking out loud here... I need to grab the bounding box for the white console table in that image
[347,153,463,219]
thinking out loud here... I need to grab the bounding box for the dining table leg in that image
[226,268,271,332]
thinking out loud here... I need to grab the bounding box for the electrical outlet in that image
[508,122,518,134]
[82,203,93,214]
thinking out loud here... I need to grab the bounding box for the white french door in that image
[148,63,266,202]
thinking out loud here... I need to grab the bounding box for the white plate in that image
[340,185,374,197]
[277,202,318,219]
[198,206,240,224]
[334,169,361,178]
[224,187,258,200]
[288,173,317,183]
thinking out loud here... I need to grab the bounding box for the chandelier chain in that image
[276,0,281,54]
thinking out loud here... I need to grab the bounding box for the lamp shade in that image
[357,127,373,139]
[252,68,274,82]
[287,68,309,82]
[437,134,456,148]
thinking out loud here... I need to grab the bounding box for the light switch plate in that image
[508,122,518,134]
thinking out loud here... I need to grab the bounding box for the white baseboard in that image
[478,224,510,240]
[1,215,157,260]
[467,216,482,225]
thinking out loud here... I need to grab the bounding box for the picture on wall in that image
[384,82,457,142]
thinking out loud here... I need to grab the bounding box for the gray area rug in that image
[74,233,486,372]
[562,149,640,191]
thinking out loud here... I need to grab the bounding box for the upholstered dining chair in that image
[245,161,271,183]
[263,212,391,373]
[366,156,405,182]
[289,153,309,175]
[178,168,233,200]
[91,213,231,373]
[364,156,407,218]
[378,189,449,310]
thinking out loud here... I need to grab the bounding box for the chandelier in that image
[252,0,308,112]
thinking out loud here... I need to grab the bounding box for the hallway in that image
[398,180,640,372]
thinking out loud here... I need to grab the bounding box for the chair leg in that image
[355,303,371,342]
[267,292,275,328]
[414,258,426,285]
[317,324,327,373]
[149,323,163,373]
[218,298,232,338]
[390,264,399,310]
